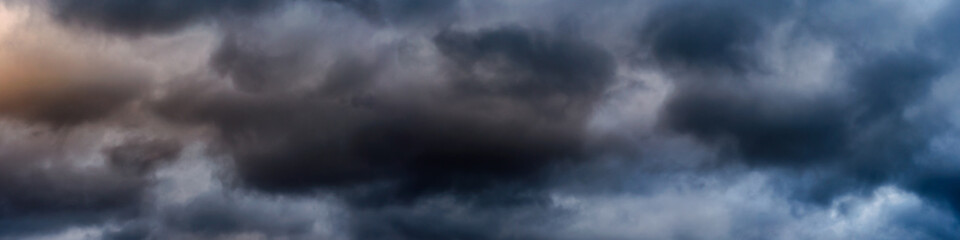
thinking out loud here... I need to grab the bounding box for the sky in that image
[1,0,959,239]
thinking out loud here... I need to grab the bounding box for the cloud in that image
[49,0,461,35]
[103,151,347,240]
[647,0,959,208]
[4,0,960,238]
[153,26,616,206]
[106,139,183,175]
[641,1,767,71]
[50,0,280,34]
[0,55,144,127]
[0,124,182,238]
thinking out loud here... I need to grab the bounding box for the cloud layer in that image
[2,0,960,239]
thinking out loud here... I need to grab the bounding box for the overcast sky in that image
[1,0,960,239]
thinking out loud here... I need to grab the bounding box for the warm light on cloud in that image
[0,48,143,126]
[0,4,25,38]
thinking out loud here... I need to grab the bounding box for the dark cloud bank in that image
[2,0,960,239]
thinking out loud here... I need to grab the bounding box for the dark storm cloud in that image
[161,193,316,237]
[648,0,844,165]
[909,172,960,218]
[326,0,461,26]
[662,86,848,164]
[9,0,960,238]
[51,0,279,34]
[849,54,943,119]
[106,139,183,175]
[99,189,345,240]
[210,34,317,92]
[373,0,459,25]
[639,0,790,71]
[661,53,944,165]
[349,201,554,240]
[0,162,141,237]
[0,133,182,237]
[890,1,960,219]
[154,26,614,205]
[435,27,614,100]
[649,0,956,208]
[50,0,460,35]
[0,75,143,127]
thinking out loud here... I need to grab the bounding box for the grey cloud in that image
[210,33,318,92]
[50,0,281,35]
[0,130,181,238]
[106,139,183,175]
[161,193,317,237]
[646,0,959,208]
[435,27,614,100]
[0,76,143,127]
[7,0,960,238]
[49,0,461,35]
[153,26,616,206]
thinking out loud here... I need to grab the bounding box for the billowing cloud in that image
[153,26,615,206]
[0,123,182,238]
[3,0,960,239]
